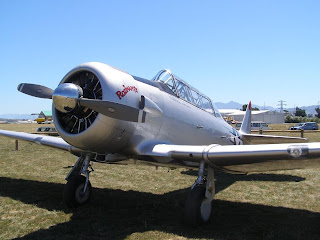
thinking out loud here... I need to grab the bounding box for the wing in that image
[0,130,82,154]
[146,142,320,173]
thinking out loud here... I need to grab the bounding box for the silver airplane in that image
[1,62,320,226]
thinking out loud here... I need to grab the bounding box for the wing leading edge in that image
[147,142,320,173]
[0,130,82,154]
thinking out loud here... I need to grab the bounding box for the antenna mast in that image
[278,100,287,113]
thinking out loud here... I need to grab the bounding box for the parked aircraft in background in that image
[0,62,319,226]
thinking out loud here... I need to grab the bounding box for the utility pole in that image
[278,100,287,113]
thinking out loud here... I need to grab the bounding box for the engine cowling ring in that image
[52,62,137,153]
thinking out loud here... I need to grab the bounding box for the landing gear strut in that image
[184,161,215,226]
[63,154,93,208]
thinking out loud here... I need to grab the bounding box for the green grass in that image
[0,124,320,239]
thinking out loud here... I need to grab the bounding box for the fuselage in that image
[52,62,240,161]
[127,76,238,154]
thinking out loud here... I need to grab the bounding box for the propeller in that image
[17,83,53,99]
[78,98,145,123]
[17,82,162,123]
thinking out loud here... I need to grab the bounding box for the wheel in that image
[63,175,91,208]
[184,185,212,226]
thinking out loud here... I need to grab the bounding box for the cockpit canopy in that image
[152,69,221,118]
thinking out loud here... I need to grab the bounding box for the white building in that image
[219,109,285,124]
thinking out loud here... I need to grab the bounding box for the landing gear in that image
[63,175,92,207]
[63,154,93,208]
[185,185,211,225]
[184,161,215,226]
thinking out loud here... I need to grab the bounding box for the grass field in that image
[0,124,320,240]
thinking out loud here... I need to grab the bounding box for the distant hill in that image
[0,114,37,120]
[215,101,243,109]
[215,101,276,111]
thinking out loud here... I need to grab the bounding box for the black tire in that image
[63,175,91,208]
[184,185,212,226]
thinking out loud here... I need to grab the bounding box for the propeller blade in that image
[17,83,53,99]
[78,98,146,123]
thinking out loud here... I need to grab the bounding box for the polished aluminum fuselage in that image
[50,62,320,173]
[53,62,234,160]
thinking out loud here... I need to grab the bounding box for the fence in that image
[252,129,320,138]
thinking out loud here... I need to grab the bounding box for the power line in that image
[277,100,287,113]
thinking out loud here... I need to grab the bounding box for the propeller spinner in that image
[52,83,83,113]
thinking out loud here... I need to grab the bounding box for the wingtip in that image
[249,101,251,110]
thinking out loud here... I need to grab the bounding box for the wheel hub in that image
[200,198,212,222]
[75,183,90,204]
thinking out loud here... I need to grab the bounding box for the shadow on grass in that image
[0,173,319,240]
[182,170,306,194]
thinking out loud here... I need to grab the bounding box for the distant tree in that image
[295,107,306,117]
[285,115,292,123]
[315,107,320,118]
[242,104,260,111]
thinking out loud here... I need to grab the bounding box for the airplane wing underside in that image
[146,142,320,173]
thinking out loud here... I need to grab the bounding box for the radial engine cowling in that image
[52,62,137,153]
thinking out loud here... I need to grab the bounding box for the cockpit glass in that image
[189,89,201,106]
[175,80,192,102]
[211,102,222,118]
[165,78,177,94]
[155,70,172,83]
[152,69,221,117]
[200,96,214,114]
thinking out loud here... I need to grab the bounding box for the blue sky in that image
[0,0,319,114]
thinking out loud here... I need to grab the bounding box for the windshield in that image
[152,69,221,117]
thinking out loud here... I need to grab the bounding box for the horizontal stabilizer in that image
[241,133,308,144]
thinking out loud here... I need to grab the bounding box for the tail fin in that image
[240,101,251,134]
[238,101,308,144]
